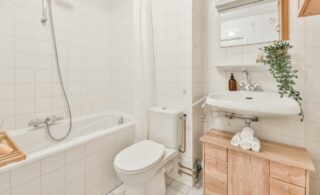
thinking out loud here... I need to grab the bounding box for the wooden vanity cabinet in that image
[201,131,315,195]
[228,150,270,195]
[204,156,228,195]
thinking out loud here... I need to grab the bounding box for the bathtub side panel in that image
[6,124,134,195]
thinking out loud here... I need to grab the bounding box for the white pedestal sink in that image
[206,91,300,117]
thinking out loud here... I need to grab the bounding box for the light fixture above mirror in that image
[216,0,264,11]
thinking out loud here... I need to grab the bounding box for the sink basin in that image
[206,91,300,117]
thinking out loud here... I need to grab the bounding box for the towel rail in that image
[192,96,207,108]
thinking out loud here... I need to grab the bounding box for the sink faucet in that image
[239,68,259,91]
[28,115,64,127]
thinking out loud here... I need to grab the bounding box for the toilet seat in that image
[114,140,165,174]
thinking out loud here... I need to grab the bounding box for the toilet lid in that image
[114,140,165,172]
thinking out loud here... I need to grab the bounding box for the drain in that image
[245,97,253,100]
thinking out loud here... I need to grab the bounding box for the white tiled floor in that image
[108,176,202,195]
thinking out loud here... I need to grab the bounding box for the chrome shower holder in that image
[41,0,48,23]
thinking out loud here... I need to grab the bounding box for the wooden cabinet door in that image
[270,161,306,187]
[204,156,228,195]
[205,143,227,162]
[270,178,305,195]
[228,150,270,195]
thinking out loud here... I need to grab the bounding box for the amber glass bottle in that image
[228,73,237,91]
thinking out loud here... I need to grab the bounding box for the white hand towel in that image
[240,127,254,141]
[231,132,241,147]
[250,137,261,152]
[240,139,251,150]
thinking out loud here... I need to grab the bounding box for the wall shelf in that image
[216,63,268,72]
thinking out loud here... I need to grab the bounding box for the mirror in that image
[219,0,288,47]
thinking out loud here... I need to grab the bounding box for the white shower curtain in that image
[133,0,156,141]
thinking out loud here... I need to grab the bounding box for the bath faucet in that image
[239,68,259,91]
[28,115,64,127]
[28,118,44,127]
[45,115,64,125]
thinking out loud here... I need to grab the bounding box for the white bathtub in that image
[0,112,135,195]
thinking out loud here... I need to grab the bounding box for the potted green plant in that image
[262,41,304,121]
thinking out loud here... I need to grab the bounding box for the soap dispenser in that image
[228,73,237,91]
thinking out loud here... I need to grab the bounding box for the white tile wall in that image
[151,0,206,187]
[0,173,10,193]
[0,127,133,195]
[66,158,85,184]
[152,0,193,109]
[41,153,65,175]
[151,0,195,186]
[11,179,41,195]
[0,0,135,131]
[109,0,135,114]
[1,0,135,194]
[11,162,40,187]
[192,0,205,169]
[41,167,65,195]
[203,0,320,194]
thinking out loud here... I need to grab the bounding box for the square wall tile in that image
[41,153,66,175]
[66,177,85,195]
[66,157,85,184]
[41,168,65,195]
[11,162,40,187]
[0,172,10,193]
[11,178,41,195]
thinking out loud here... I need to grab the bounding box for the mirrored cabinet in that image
[215,0,289,47]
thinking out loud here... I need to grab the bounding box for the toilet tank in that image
[149,107,182,149]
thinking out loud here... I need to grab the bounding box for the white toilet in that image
[114,107,182,195]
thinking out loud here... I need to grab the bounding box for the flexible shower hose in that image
[46,0,72,141]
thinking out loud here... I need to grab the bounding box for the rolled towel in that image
[231,132,241,147]
[240,127,254,141]
[250,137,261,152]
[240,139,251,150]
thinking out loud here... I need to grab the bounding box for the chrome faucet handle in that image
[240,82,246,89]
[246,83,259,91]
[242,68,249,74]
[52,115,64,121]
[28,118,44,127]
[45,115,64,125]
[28,115,64,128]
[251,83,259,91]
[118,116,124,125]
[240,82,250,91]
[239,68,259,91]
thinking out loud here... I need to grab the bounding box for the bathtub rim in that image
[0,111,135,175]
[7,111,134,138]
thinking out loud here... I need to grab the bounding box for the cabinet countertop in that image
[200,130,315,171]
